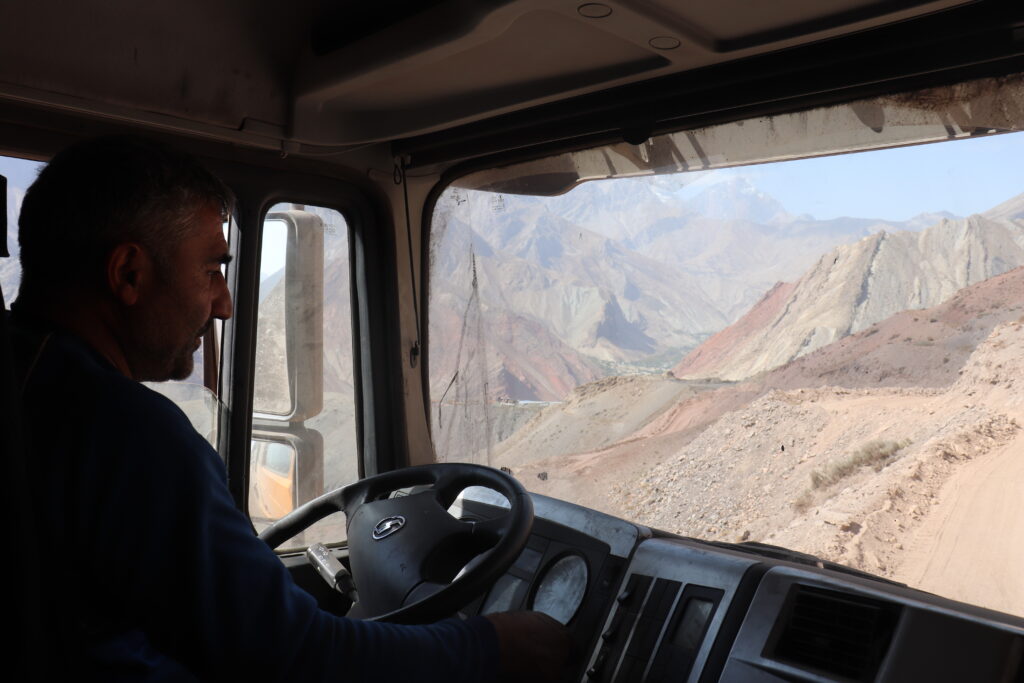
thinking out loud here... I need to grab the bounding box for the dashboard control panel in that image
[584,539,763,683]
[452,488,1024,682]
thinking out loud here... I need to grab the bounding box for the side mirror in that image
[253,209,325,422]
[249,426,325,530]
[249,437,296,522]
[251,207,328,533]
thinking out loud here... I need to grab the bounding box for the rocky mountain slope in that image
[498,265,1024,478]
[985,191,1024,222]
[493,374,730,469]
[432,196,729,367]
[618,316,1024,615]
[674,203,1024,381]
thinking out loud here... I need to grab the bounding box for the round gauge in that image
[530,554,589,625]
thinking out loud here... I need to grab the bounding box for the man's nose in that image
[213,274,233,320]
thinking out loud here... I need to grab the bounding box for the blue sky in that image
[680,131,1024,222]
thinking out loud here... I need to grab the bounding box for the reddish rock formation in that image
[672,281,795,379]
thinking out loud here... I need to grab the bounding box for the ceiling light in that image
[578,3,612,19]
[649,36,681,50]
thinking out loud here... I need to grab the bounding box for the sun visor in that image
[452,73,1024,196]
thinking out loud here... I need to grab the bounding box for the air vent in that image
[768,585,901,682]
[587,573,653,682]
[615,577,683,682]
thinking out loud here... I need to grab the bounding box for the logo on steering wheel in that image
[372,515,407,540]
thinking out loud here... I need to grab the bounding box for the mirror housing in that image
[254,209,325,422]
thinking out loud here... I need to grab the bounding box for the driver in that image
[9,136,570,681]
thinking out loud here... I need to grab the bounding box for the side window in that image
[1,154,41,305]
[249,203,357,547]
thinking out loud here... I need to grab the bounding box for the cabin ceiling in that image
[0,0,1016,161]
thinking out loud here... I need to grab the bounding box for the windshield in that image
[427,73,1024,617]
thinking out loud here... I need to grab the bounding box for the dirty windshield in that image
[428,74,1024,617]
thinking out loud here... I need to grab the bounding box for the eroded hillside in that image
[502,266,1024,484]
[675,206,1024,380]
[619,318,1024,615]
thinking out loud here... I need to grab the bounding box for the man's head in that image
[17,136,234,381]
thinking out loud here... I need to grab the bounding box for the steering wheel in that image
[259,463,534,624]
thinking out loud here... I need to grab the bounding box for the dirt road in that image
[895,434,1024,615]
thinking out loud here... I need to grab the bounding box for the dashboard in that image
[451,488,1024,683]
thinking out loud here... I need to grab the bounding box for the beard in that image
[165,339,198,381]
[124,309,210,382]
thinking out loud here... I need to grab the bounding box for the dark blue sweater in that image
[12,315,499,682]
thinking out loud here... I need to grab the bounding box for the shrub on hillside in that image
[809,439,911,490]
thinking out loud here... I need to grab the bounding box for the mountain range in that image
[429,174,972,402]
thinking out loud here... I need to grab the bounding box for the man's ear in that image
[106,242,153,306]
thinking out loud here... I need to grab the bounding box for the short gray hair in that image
[18,136,234,293]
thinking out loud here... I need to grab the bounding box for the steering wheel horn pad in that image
[259,463,534,624]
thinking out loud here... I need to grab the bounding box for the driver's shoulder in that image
[106,380,220,472]
[20,327,216,472]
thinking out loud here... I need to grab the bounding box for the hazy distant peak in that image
[902,210,961,231]
[686,176,790,225]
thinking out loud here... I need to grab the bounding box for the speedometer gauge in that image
[530,554,588,624]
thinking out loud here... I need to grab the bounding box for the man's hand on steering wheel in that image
[487,611,573,683]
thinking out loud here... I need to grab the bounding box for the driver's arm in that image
[82,384,504,682]
[487,611,573,682]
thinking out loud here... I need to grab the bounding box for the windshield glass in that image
[428,73,1024,617]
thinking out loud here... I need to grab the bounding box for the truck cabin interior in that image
[3,1,1024,680]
